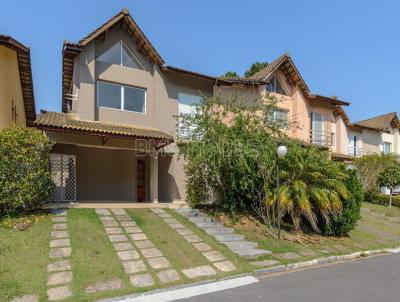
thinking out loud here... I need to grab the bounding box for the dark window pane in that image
[97,43,121,65]
[124,86,146,113]
[97,81,121,109]
[122,43,139,68]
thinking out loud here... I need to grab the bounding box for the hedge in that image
[368,193,400,208]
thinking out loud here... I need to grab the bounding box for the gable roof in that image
[247,53,349,106]
[355,112,400,132]
[249,54,310,94]
[62,8,164,113]
[0,34,36,126]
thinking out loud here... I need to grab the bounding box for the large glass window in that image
[266,75,288,95]
[97,41,141,69]
[383,142,392,155]
[97,81,146,113]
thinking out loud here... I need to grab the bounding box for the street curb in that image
[254,246,400,277]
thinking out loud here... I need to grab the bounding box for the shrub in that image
[323,169,364,236]
[270,142,349,233]
[0,126,54,216]
[354,154,396,195]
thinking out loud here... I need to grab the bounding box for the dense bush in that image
[180,94,279,216]
[323,169,364,236]
[0,126,54,216]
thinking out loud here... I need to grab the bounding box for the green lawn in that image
[0,214,51,302]
[212,202,400,265]
[1,202,399,302]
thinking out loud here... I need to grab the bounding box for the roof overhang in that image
[35,112,174,150]
[0,35,36,125]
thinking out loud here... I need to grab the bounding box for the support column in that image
[149,152,158,203]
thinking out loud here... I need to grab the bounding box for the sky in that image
[1,0,399,122]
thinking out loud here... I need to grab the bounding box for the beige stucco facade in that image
[0,46,26,128]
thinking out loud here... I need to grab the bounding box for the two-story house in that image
[215,54,351,159]
[0,34,36,128]
[34,9,216,204]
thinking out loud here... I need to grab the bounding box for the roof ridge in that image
[355,112,397,124]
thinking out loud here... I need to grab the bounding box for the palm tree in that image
[268,144,348,232]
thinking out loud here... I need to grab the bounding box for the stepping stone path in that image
[175,208,271,259]
[10,295,39,302]
[96,208,181,288]
[152,208,236,274]
[47,209,73,300]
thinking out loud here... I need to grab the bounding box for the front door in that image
[137,159,146,202]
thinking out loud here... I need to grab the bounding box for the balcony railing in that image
[348,147,363,157]
[310,130,335,147]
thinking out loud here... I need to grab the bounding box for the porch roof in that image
[34,112,174,146]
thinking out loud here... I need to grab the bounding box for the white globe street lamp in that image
[276,144,287,239]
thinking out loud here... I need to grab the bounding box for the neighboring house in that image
[0,35,36,128]
[215,54,351,159]
[353,112,400,158]
[32,8,355,204]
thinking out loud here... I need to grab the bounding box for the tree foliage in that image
[223,71,240,78]
[268,144,349,232]
[378,164,400,207]
[244,62,268,78]
[0,126,54,216]
[353,154,396,196]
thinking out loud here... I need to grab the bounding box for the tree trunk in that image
[389,188,393,208]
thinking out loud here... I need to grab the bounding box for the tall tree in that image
[244,61,268,78]
[223,71,240,77]
[378,164,400,207]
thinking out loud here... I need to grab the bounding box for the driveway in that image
[177,253,400,302]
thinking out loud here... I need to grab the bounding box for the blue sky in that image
[1,0,399,122]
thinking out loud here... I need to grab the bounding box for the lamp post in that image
[276,144,288,239]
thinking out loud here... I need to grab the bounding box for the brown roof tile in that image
[355,112,400,131]
[0,34,36,126]
[35,112,174,143]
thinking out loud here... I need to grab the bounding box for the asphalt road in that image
[177,253,400,302]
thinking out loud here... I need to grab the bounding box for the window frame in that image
[96,80,147,114]
[383,141,392,155]
[271,108,289,128]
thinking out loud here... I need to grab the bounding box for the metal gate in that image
[49,153,77,202]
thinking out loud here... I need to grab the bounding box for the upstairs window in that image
[97,41,142,69]
[266,75,288,95]
[383,142,392,155]
[271,109,289,128]
[177,93,203,138]
[97,81,146,113]
[178,93,203,114]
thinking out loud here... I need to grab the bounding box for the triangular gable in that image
[62,8,164,112]
[79,8,164,65]
[249,54,310,96]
